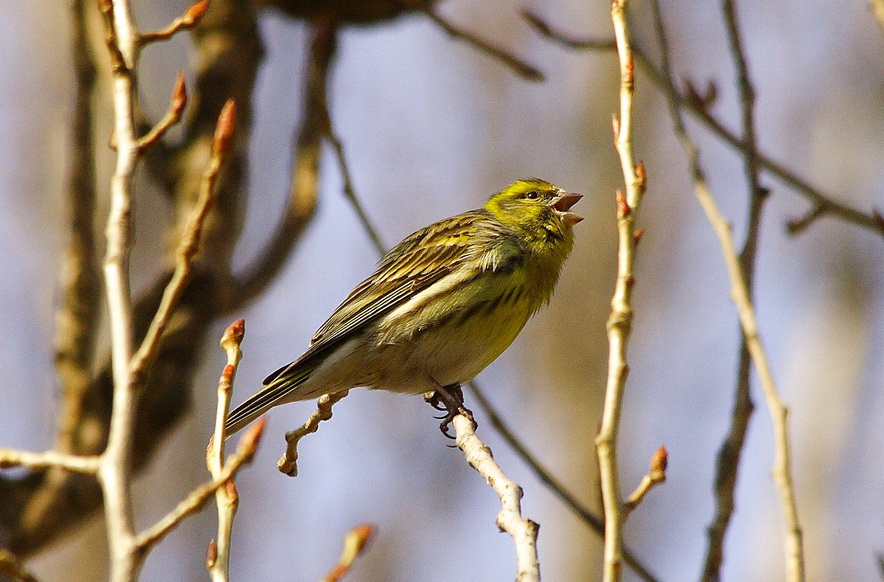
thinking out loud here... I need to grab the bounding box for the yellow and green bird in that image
[225,178,582,435]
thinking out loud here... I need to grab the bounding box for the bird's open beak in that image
[551,193,584,226]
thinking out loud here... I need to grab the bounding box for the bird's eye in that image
[525,191,539,199]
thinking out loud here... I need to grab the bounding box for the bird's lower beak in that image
[551,193,584,226]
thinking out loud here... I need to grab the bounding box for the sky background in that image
[1,0,882,580]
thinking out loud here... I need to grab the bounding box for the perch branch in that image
[467,383,659,582]
[453,413,539,582]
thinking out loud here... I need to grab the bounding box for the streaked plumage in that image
[225,178,582,435]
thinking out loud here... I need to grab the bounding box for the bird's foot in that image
[426,383,475,440]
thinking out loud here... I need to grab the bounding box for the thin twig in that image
[137,72,188,150]
[277,391,350,477]
[130,100,237,376]
[0,450,100,474]
[623,447,667,513]
[689,135,806,582]
[696,0,768,576]
[651,4,805,580]
[206,319,246,582]
[424,7,544,82]
[138,0,209,45]
[467,383,660,582]
[453,413,540,582]
[596,1,647,580]
[136,419,265,554]
[320,524,375,582]
[325,129,386,254]
[524,12,884,238]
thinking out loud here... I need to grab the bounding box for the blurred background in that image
[1,0,882,580]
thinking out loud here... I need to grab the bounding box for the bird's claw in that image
[427,383,474,440]
[423,391,448,412]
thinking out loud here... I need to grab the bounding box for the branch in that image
[0,450,99,474]
[467,383,660,582]
[206,319,246,582]
[97,1,142,578]
[136,419,265,555]
[697,0,768,576]
[596,1,647,580]
[139,0,210,45]
[650,4,806,580]
[277,391,350,477]
[137,72,188,150]
[452,414,539,581]
[623,447,667,514]
[524,12,884,238]
[0,0,263,559]
[131,100,237,375]
[424,7,544,82]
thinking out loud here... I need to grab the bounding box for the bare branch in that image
[207,319,246,582]
[139,0,210,45]
[277,391,350,477]
[55,0,101,455]
[467,383,660,582]
[697,0,769,576]
[650,2,806,578]
[97,1,143,578]
[524,12,884,238]
[624,447,667,514]
[596,1,647,580]
[135,419,265,554]
[137,72,188,150]
[453,413,539,581]
[131,101,237,375]
[424,7,544,82]
[0,450,99,474]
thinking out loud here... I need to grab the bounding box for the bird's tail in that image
[224,359,314,437]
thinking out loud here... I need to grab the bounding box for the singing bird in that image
[225,178,582,435]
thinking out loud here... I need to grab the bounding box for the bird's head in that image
[484,178,583,244]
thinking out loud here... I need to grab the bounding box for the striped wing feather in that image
[225,210,502,434]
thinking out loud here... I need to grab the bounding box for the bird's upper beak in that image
[551,192,584,226]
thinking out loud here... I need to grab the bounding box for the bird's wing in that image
[297,209,495,362]
[226,210,503,435]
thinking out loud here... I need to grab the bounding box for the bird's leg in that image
[427,382,475,439]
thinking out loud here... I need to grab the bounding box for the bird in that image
[225,178,582,436]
